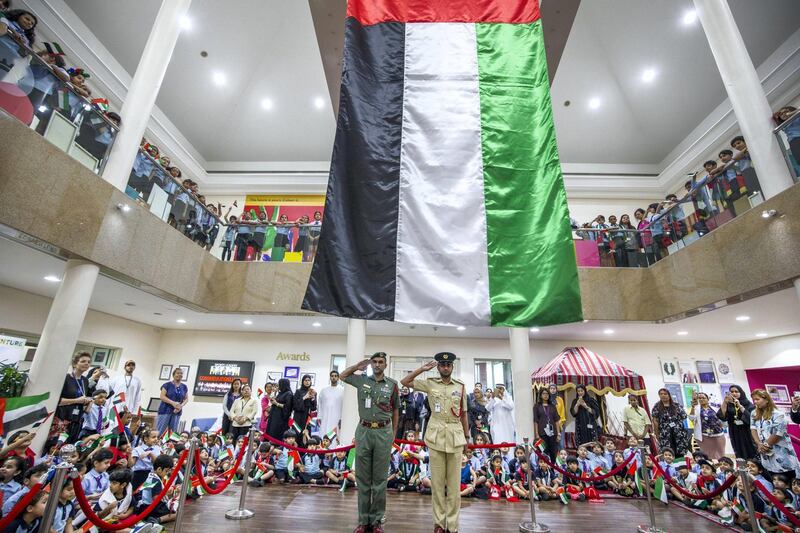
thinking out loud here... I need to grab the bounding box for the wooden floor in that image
[170,483,730,533]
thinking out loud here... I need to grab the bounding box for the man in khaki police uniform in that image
[401,352,469,533]
[341,352,399,533]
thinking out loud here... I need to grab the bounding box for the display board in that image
[193,359,255,397]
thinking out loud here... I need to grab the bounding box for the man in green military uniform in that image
[401,352,469,533]
[341,352,400,533]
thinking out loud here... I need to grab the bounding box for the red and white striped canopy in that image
[531,347,647,396]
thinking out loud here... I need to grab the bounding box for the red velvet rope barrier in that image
[754,480,800,528]
[0,483,44,531]
[74,450,188,531]
[191,437,249,495]
[260,433,518,455]
[393,438,517,450]
[648,455,738,500]
[531,447,637,481]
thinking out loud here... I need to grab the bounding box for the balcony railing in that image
[0,30,118,173]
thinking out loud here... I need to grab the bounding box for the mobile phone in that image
[793,391,800,399]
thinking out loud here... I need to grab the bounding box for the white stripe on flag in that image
[395,22,491,326]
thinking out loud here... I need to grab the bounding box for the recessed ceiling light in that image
[180,16,192,30]
[176,319,186,324]
[588,97,602,110]
[457,326,466,331]
[677,331,688,336]
[603,329,614,335]
[735,315,750,322]
[641,68,657,83]
[37,105,47,113]
[312,321,322,327]
[313,97,325,110]
[682,9,698,25]
[243,320,253,325]
[260,98,273,111]
[530,327,540,333]
[43,275,61,282]
[755,333,768,338]
[212,72,227,86]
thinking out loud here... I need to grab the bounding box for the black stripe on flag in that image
[302,18,405,320]
[4,406,48,435]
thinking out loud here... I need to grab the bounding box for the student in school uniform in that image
[1,463,48,517]
[82,449,114,502]
[2,489,46,533]
[52,480,76,533]
[533,456,560,501]
[80,389,109,439]
[131,429,162,490]
[90,468,135,532]
[512,458,534,500]
[298,437,324,485]
[272,430,299,483]
[135,455,177,526]
[0,456,24,504]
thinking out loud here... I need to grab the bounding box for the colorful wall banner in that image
[192,359,255,397]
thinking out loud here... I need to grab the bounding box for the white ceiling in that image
[65,0,336,163]
[1,237,797,344]
[550,0,800,165]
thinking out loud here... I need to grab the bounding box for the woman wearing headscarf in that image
[651,388,691,456]
[570,384,601,446]
[468,385,490,442]
[292,374,317,443]
[717,384,757,460]
[266,379,293,440]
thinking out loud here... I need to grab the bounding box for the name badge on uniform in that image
[669,422,676,428]
[72,407,81,417]
[586,424,593,429]
[734,419,744,426]
[364,397,371,409]
[434,402,442,413]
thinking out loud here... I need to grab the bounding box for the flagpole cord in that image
[519,440,550,533]
[173,437,197,533]
[636,441,665,533]
[225,428,256,520]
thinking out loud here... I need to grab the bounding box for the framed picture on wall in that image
[660,358,679,383]
[695,360,716,383]
[92,348,109,365]
[267,371,282,383]
[679,360,699,384]
[765,384,791,404]
[159,364,172,381]
[715,359,734,381]
[665,383,684,407]
[179,365,190,380]
[284,366,300,380]
[306,373,316,386]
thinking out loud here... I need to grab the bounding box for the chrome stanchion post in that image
[636,440,666,533]
[225,428,256,520]
[173,437,197,533]
[736,458,761,533]
[40,445,76,533]
[519,439,550,533]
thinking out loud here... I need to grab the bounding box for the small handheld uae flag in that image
[302,0,582,328]
[0,393,50,435]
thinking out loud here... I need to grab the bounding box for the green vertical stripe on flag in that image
[476,21,582,327]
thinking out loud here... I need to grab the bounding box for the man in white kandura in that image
[108,359,142,413]
[317,369,344,442]
[486,383,516,445]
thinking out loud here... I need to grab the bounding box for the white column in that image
[101,0,193,192]
[340,319,366,443]
[509,327,534,441]
[26,259,100,454]
[694,0,794,199]
[794,278,800,306]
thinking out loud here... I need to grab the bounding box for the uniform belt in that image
[360,419,390,429]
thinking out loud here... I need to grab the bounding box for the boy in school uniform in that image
[512,457,535,500]
[1,463,48,517]
[298,437,324,485]
[80,389,110,439]
[3,489,46,533]
[135,454,177,526]
[272,430,299,482]
[82,448,114,502]
[94,468,135,526]
[131,429,162,491]
[534,457,560,501]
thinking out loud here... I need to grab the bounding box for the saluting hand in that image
[421,361,437,372]
[356,359,371,372]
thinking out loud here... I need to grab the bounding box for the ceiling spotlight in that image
[243,320,253,325]
[457,326,466,331]
[44,275,61,282]
[677,331,688,336]
[313,97,325,110]
[116,203,131,212]
[588,97,602,110]
[179,16,192,30]
[682,9,698,25]
[603,329,614,335]
[761,209,779,218]
[641,68,657,83]
[755,333,768,338]
[312,321,322,327]
[530,327,540,333]
[735,315,750,322]
[260,98,274,111]
[212,72,227,86]
[176,319,187,324]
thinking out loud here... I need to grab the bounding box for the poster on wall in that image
[715,359,734,381]
[699,383,722,407]
[0,335,26,366]
[679,360,699,383]
[660,358,679,383]
[266,371,282,383]
[665,383,684,407]
[193,359,255,397]
[765,384,791,404]
[682,383,700,407]
[695,360,716,383]
[243,195,326,261]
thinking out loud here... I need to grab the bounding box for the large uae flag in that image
[302,0,582,328]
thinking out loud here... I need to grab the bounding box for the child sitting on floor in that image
[325,450,354,489]
[512,457,535,500]
[534,456,560,501]
[272,430,299,483]
[82,448,114,502]
[487,454,512,500]
[3,489,46,533]
[759,487,796,533]
[91,468,136,532]
[607,451,635,497]
[298,437,324,485]
[135,454,177,526]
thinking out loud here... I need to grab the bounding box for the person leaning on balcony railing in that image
[0,9,38,46]
[775,105,800,176]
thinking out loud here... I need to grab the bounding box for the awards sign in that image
[193,359,255,397]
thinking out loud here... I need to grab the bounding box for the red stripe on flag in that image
[346,0,541,25]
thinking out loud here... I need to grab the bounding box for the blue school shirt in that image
[3,517,40,533]
[132,444,162,471]
[461,464,472,484]
[658,461,677,478]
[2,485,29,516]
[302,454,321,475]
[577,457,592,474]
[136,472,164,510]
[0,479,22,504]
[623,447,641,469]
[82,469,110,496]
[223,226,236,243]
[755,475,773,492]
[535,467,557,485]
[275,449,289,470]
[52,500,75,533]
[82,403,105,432]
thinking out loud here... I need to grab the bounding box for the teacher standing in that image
[570,384,600,446]
[651,388,691,456]
[533,389,560,461]
[292,374,317,444]
[157,367,188,435]
[57,352,97,443]
[717,384,757,460]
[266,379,293,440]
[221,378,241,436]
[230,384,258,440]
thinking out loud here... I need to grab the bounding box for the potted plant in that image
[0,361,28,397]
